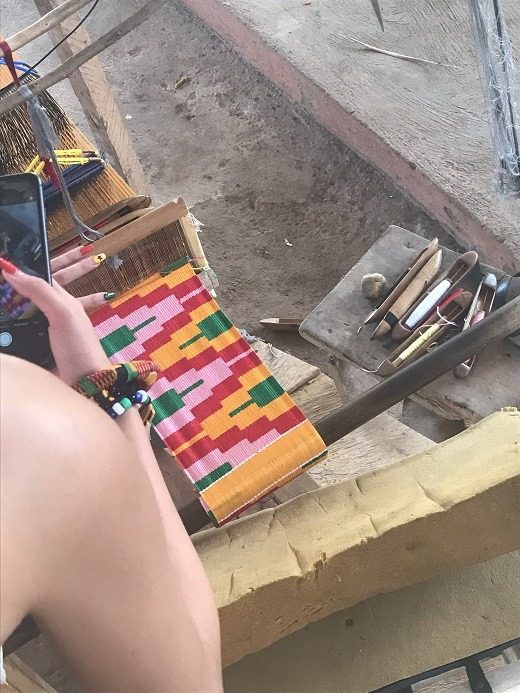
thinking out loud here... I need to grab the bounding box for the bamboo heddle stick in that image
[2,0,94,57]
[0,0,167,116]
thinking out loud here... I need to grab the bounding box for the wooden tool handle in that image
[316,295,520,445]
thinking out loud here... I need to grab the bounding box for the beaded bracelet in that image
[74,361,158,423]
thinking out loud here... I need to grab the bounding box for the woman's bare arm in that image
[0,355,222,692]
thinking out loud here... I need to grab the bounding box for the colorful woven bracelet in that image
[74,361,158,423]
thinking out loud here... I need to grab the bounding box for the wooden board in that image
[289,372,433,486]
[194,408,520,666]
[291,372,343,422]
[310,409,433,487]
[224,551,520,692]
[179,0,520,272]
[33,0,148,193]
[4,655,58,693]
[250,339,320,394]
[300,226,520,426]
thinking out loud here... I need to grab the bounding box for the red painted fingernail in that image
[79,243,95,256]
[0,257,18,274]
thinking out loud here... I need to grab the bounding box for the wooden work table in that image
[300,226,520,426]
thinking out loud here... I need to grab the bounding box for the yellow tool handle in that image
[54,148,84,155]
[25,155,41,172]
[397,323,440,364]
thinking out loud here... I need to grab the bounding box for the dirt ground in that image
[3,0,461,376]
[0,2,475,689]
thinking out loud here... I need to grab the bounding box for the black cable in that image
[28,0,102,73]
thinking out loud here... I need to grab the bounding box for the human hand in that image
[0,245,115,385]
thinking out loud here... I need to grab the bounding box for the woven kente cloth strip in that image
[90,261,327,524]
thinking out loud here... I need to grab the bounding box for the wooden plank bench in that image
[300,225,520,427]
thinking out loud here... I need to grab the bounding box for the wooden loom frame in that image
[1,0,164,189]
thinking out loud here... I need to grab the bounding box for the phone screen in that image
[0,175,50,326]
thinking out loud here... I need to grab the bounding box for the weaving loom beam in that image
[63,200,211,300]
[0,0,167,117]
[1,0,93,56]
[179,292,520,533]
[85,200,188,258]
[32,0,148,192]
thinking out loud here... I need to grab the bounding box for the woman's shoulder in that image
[0,355,96,457]
[0,355,78,418]
[0,353,55,386]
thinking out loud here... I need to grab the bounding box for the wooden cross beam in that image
[0,0,166,118]
[31,0,149,192]
[2,0,93,55]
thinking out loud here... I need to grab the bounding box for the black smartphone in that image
[0,173,54,368]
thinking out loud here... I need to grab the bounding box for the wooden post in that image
[3,0,93,55]
[32,0,150,193]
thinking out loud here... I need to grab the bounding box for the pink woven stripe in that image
[182,430,280,481]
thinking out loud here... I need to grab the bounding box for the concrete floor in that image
[3,0,461,373]
[1,2,477,689]
[5,0,465,442]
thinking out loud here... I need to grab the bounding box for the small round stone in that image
[361,272,387,299]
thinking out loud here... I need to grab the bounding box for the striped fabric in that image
[91,260,327,524]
